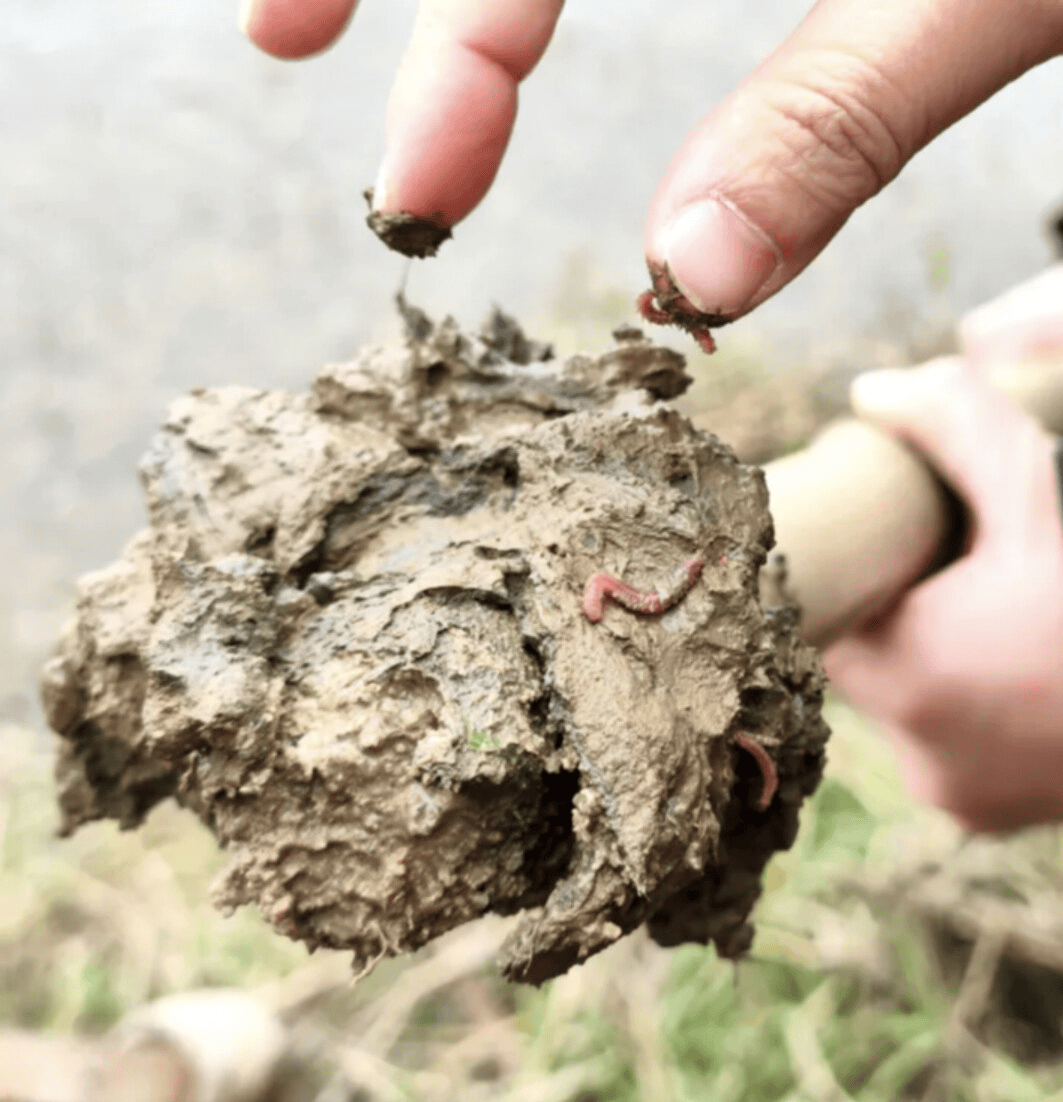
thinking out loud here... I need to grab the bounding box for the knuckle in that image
[767,53,911,213]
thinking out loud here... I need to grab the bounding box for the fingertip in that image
[382,41,517,226]
[849,358,965,427]
[848,367,916,424]
[241,0,357,60]
[851,356,1057,540]
[959,263,1063,364]
[648,197,781,320]
[370,161,394,214]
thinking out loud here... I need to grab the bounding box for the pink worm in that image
[734,733,778,811]
[581,558,777,809]
[636,284,718,355]
[581,557,705,623]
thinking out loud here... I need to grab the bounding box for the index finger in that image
[241,0,360,59]
[243,0,565,228]
[377,0,565,226]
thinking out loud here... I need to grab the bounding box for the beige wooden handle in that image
[762,358,1063,647]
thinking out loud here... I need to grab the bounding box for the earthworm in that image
[636,262,726,355]
[635,290,673,327]
[581,558,775,809]
[734,733,778,811]
[582,557,705,623]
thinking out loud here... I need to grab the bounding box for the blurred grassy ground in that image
[8,690,1063,1101]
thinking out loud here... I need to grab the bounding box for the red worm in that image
[734,733,778,811]
[635,290,672,326]
[692,330,718,355]
[582,557,705,623]
[636,265,719,354]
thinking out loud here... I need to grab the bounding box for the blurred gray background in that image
[3,0,1062,726]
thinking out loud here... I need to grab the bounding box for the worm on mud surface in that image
[581,557,778,812]
[734,733,778,811]
[582,557,705,623]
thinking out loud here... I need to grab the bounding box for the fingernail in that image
[371,160,393,212]
[656,199,780,317]
[239,0,263,35]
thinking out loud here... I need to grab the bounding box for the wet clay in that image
[41,306,828,984]
[363,188,453,259]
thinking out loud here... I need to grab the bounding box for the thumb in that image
[644,0,1063,322]
[849,357,1058,546]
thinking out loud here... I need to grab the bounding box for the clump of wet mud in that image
[41,304,828,984]
[364,188,453,258]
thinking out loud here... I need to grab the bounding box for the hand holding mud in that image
[827,268,1063,834]
[242,0,1063,324]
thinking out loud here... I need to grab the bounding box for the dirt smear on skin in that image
[41,306,828,985]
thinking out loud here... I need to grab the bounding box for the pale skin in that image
[242,0,1063,319]
[239,0,1063,830]
[825,268,1063,834]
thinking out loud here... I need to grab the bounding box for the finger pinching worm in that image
[581,557,706,623]
[636,262,722,355]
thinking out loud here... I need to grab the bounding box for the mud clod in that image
[43,305,828,984]
[363,187,453,258]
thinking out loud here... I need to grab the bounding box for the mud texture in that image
[363,188,453,258]
[41,305,828,985]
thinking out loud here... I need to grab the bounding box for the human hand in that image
[240,0,1063,326]
[824,266,1063,833]
[240,0,564,230]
